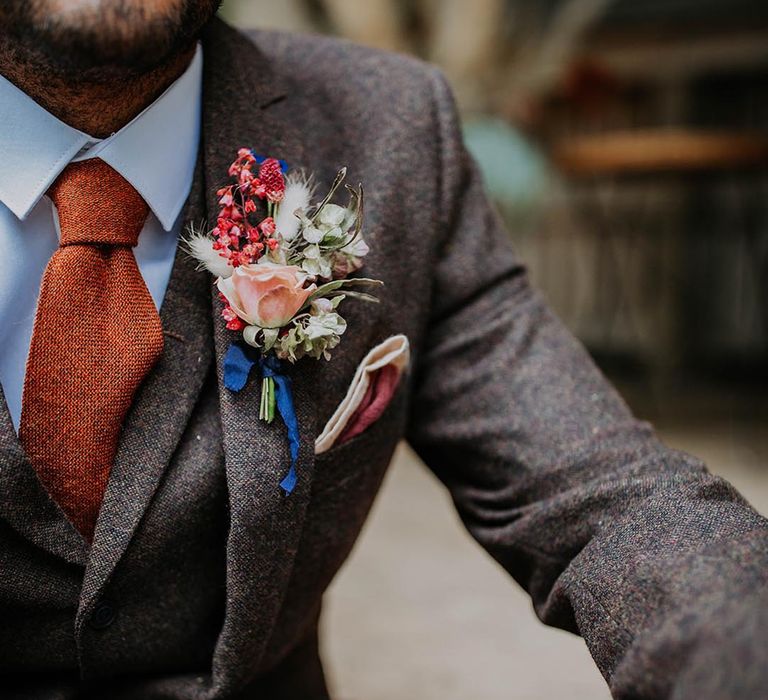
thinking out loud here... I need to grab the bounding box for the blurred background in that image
[222,2,768,698]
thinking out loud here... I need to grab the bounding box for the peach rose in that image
[217,262,316,329]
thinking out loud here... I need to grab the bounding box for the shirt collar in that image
[0,43,202,231]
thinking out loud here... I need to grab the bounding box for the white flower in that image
[318,204,346,227]
[311,297,334,314]
[301,244,333,278]
[275,173,313,241]
[302,224,325,244]
[303,244,321,261]
[304,312,347,340]
[340,236,369,258]
[185,231,233,279]
[323,226,344,241]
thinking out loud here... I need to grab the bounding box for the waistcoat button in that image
[89,599,117,630]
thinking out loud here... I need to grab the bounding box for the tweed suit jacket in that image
[2,18,768,700]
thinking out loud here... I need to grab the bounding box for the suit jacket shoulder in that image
[244,27,441,106]
[239,26,454,174]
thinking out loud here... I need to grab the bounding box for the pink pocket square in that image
[337,363,400,444]
[315,335,409,454]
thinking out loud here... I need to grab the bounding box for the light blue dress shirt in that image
[0,45,203,431]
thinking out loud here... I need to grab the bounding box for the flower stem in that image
[267,376,276,423]
[259,376,276,423]
[259,376,267,420]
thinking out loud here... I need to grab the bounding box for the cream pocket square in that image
[315,334,410,454]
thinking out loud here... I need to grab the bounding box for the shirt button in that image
[89,599,117,630]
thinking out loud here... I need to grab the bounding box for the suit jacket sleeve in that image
[405,69,768,699]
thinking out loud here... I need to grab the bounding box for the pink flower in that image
[229,149,255,177]
[222,304,246,331]
[258,158,286,203]
[259,216,276,236]
[217,262,316,329]
[239,169,254,185]
[251,179,266,199]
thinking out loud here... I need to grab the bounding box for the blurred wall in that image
[221,0,768,384]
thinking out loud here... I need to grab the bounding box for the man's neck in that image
[0,46,195,138]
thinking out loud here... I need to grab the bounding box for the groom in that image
[1,1,767,698]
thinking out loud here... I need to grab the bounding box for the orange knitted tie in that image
[20,159,164,542]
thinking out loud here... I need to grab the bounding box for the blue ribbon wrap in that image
[250,152,289,173]
[223,343,300,494]
[222,342,253,392]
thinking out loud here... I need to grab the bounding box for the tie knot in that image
[48,159,149,247]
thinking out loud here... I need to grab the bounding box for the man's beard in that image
[0,0,221,81]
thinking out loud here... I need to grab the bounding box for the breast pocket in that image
[311,374,409,497]
[295,376,408,593]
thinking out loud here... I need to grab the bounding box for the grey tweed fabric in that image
[0,17,767,699]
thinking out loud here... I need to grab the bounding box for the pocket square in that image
[315,334,409,454]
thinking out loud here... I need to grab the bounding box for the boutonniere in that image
[187,149,381,493]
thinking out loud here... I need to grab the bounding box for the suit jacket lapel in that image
[76,158,215,630]
[199,20,320,695]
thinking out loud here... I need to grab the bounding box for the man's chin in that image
[0,0,219,80]
[28,35,186,81]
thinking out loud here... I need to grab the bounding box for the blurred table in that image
[551,128,768,388]
[554,129,768,175]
